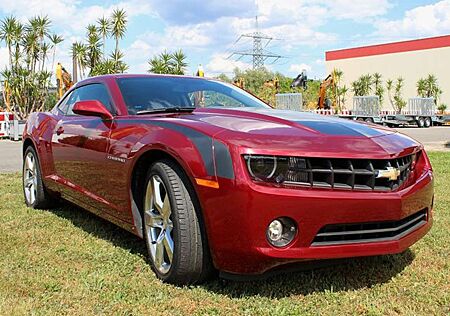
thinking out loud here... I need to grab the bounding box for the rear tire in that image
[417,117,425,128]
[142,160,212,285]
[22,146,56,209]
[424,117,432,128]
[364,117,374,123]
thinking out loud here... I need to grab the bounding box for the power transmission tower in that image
[228,16,285,69]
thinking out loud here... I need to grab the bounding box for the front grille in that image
[311,209,427,246]
[285,155,413,191]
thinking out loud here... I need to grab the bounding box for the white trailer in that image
[337,96,384,123]
[384,98,445,128]
[275,93,303,111]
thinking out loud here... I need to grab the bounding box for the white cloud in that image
[374,0,450,38]
[206,53,251,74]
[0,0,154,33]
[324,0,392,20]
[289,63,312,75]
[149,0,255,24]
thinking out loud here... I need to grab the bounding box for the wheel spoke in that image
[154,240,164,268]
[30,186,36,204]
[161,195,171,221]
[144,210,164,228]
[25,177,33,188]
[144,182,153,212]
[163,229,174,262]
[28,155,35,173]
[152,177,165,213]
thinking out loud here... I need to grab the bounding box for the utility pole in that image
[228,16,285,69]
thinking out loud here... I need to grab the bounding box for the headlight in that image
[244,155,309,184]
[246,155,278,180]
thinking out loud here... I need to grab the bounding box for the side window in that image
[57,90,73,114]
[65,84,114,116]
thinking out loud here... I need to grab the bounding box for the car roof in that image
[76,73,213,85]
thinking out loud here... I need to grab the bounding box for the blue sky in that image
[1,0,450,79]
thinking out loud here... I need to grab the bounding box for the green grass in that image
[1,152,449,315]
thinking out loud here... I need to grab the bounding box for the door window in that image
[64,84,114,116]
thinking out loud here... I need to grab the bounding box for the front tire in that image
[142,160,212,285]
[23,146,55,209]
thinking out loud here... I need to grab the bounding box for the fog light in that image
[267,220,283,242]
[266,217,297,247]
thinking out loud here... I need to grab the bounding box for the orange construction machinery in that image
[56,62,74,99]
[317,73,335,109]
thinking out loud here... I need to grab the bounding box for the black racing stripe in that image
[295,120,383,137]
[213,140,234,179]
[150,121,215,176]
[125,119,234,179]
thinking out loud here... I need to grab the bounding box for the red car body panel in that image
[23,74,434,275]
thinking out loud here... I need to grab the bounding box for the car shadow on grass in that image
[203,250,415,298]
[49,204,147,258]
[48,203,415,299]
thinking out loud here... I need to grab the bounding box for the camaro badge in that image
[107,155,126,163]
[377,167,400,181]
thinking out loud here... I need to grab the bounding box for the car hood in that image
[163,107,420,158]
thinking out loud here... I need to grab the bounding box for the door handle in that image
[56,126,64,135]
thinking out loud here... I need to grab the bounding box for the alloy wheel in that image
[144,175,174,275]
[23,152,38,205]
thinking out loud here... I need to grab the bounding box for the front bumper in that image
[198,169,434,275]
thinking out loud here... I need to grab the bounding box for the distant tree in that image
[111,9,127,55]
[0,15,62,118]
[387,77,406,113]
[97,16,110,58]
[148,50,188,75]
[373,72,384,106]
[417,74,442,104]
[215,73,232,83]
[48,33,63,71]
[351,74,373,96]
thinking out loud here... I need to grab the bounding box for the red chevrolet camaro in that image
[22,74,434,284]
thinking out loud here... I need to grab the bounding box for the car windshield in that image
[116,76,269,114]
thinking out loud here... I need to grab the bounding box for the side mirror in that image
[72,100,113,120]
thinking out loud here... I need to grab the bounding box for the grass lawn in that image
[0,152,449,315]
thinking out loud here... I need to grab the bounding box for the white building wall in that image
[325,46,450,111]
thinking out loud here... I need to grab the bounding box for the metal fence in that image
[407,97,435,116]
[275,93,303,111]
[352,96,380,116]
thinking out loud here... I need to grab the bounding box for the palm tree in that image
[373,73,384,105]
[48,34,63,72]
[28,16,51,72]
[97,16,110,59]
[0,16,18,67]
[171,49,187,75]
[110,9,127,55]
[86,28,102,72]
[148,57,166,74]
[116,61,128,73]
[71,42,87,79]
[39,42,51,71]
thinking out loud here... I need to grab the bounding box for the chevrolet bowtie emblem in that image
[377,167,400,181]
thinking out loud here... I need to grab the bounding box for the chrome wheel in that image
[23,152,37,205]
[144,175,174,275]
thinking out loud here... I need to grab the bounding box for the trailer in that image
[275,93,303,111]
[383,98,444,128]
[336,96,384,123]
[0,112,14,138]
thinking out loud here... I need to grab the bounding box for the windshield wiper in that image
[136,107,196,115]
